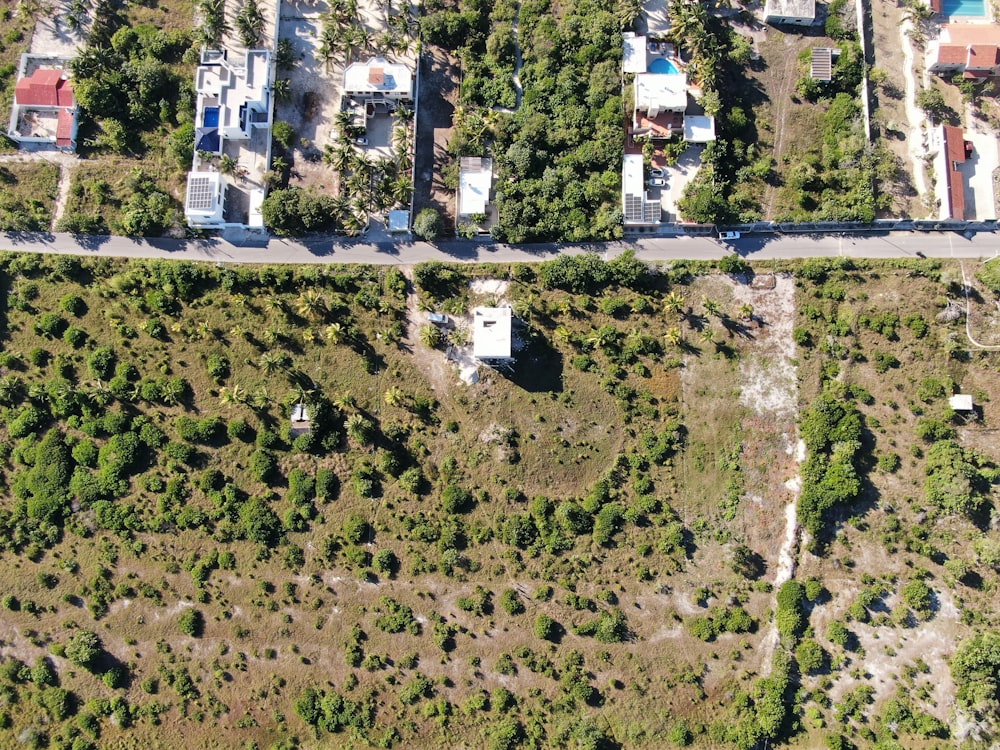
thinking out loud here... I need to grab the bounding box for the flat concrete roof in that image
[473,306,513,359]
[459,157,492,216]
[764,0,815,19]
[683,115,716,142]
[635,73,687,113]
[623,33,647,73]
[622,153,644,197]
[950,394,974,410]
[344,57,412,97]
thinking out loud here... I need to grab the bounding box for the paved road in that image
[1,229,998,265]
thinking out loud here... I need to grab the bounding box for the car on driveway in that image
[647,177,666,187]
[649,168,665,178]
[718,231,741,240]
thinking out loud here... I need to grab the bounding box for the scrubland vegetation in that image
[0,251,995,749]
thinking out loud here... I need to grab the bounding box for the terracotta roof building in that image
[7,55,79,151]
[933,125,973,220]
[929,24,1000,76]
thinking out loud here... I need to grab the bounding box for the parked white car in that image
[647,177,666,187]
[719,231,741,240]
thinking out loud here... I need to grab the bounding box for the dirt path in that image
[51,163,74,230]
[900,21,930,200]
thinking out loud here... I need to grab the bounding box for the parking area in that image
[656,144,705,222]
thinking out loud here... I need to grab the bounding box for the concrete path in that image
[0,229,997,265]
[900,20,929,200]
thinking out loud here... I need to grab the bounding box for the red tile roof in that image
[943,125,967,220]
[968,44,1000,66]
[56,108,75,146]
[936,44,968,65]
[14,69,74,108]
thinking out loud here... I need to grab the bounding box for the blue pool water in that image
[942,0,985,16]
[649,58,680,74]
[203,106,220,128]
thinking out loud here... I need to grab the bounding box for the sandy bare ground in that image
[731,274,804,674]
[29,0,85,56]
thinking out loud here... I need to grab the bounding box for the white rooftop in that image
[623,33,647,73]
[764,0,816,20]
[950,394,974,411]
[344,57,413,98]
[459,157,493,216]
[622,153,644,198]
[473,306,513,359]
[635,73,687,114]
[185,172,224,223]
[683,115,716,142]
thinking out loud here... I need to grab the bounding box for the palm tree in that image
[391,175,412,206]
[699,328,717,347]
[383,386,406,407]
[302,328,317,344]
[296,290,327,319]
[265,296,288,315]
[665,327,683,347]
[329,143,354,173]
[270,155,289,173]
[739,303,755,321]
[663,291,686,318]
[259,352,288,374]
[273,78,292,103]
[333,392,357,411]
[346,413,375,445]
[276,37,296,69]
[219,385,247,406]
[196,320,216,340]
[616,0,642,29]
[219,154,238,175]
[554,325,572,344]
[0,375,24,405]
[324,322,347,343]
[250,386,271,411]
[317,25,339,74]
[702,297,722,318]
[161,379,186,406]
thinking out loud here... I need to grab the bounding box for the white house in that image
[473,306,513,360]
[344,58,414,103]
[458,157,493,219]
[185,48,275,229]
[764,0,816,25]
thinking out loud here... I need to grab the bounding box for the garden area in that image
[0,251,995,749]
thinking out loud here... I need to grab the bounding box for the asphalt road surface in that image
[1,229,998,265]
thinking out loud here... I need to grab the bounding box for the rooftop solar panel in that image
[187,176,215,211]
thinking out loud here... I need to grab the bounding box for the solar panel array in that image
[624,194,645,223]
[187,176,215,211]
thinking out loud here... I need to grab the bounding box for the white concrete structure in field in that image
[764,0,816,25]
[472,306,513,360]
[949,394,974,411]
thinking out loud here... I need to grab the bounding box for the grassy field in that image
[0,161,60,231]
[0,252,996,749]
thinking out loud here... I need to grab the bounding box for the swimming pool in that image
[942,0,985,16]
[649,58,680,74]
[203,106,220,128]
